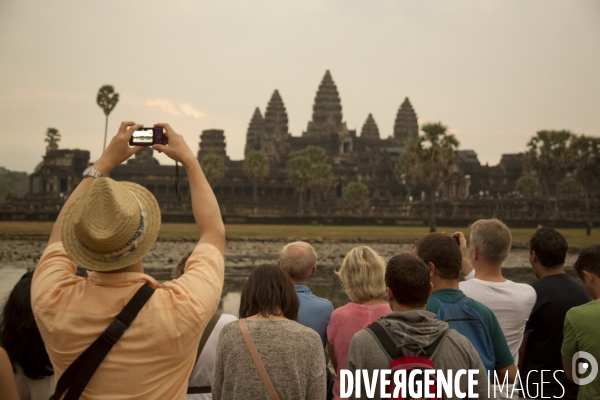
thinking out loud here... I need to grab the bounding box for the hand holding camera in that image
[151,123,196,166]
[94,121,147,175]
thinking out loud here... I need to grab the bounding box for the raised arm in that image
[453,231,474,277]
[47,121,145,246]
[153,123,225,256]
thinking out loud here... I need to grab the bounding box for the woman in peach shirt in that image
[326,246,392,400]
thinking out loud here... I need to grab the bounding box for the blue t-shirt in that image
[295,285,334,347]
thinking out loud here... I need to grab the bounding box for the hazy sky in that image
[1,0,599,173]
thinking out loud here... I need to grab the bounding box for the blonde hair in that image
[335,246,387,303]
[279,242,317,283]
[470,218,512,263]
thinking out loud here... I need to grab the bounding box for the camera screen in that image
[131,129,154,145]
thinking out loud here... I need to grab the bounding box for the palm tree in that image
[395,122,459,232]
[44,127,61,151]
[243,151,270,203]
[307,163,332,207]
[97,85,120,151]
[525,130,574,216]
[286,146,331,208]
[569,135,600,232]
[200,154,226,188]
[286,154,311,208]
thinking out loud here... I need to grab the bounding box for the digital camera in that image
[129,127,165,146]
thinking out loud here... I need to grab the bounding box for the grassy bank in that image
[0,221,597,248]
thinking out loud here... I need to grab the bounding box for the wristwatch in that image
[82,165,105,179]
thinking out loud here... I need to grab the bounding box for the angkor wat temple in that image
[7,71,597,226]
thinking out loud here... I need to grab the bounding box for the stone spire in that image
[360,114,380,139]
[197,129,228,161]
[304,70,343,137]
[393,97,419,144]
[244,107,264,157]
[261,90,289,162]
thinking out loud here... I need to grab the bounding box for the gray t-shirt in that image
[212,319,327,400]
[347,310,490,400]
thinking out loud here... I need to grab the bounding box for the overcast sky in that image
[1,0,599,173]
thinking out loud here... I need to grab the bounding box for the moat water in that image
[0,240,580,314]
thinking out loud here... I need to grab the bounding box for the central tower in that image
[303,70,353,154]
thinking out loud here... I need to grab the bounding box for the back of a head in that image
[529,228,568,268]
[414,233,462,280]
[336,246,386,304]
[0,271,53,380]
[279,241,317,283]
[574,245,600,281]
[239,264,299,321]
[386,253,431,307]
[470,218,512,264]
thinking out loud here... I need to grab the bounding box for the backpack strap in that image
[367,321,449,359]
[366,322,398,360]
[50,283,155,400]
[186,312,221,395]
[423,330,448,358]
[239,319,281,400]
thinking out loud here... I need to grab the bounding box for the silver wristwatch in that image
[82,165,105,179]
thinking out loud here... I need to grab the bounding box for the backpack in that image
[432,297,496,374]
[367,322,447,400]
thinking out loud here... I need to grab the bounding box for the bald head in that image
[279,241,317,284]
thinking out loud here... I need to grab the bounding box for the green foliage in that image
[243,151,270,182]
[96,85,120,116]
[395,122,459,193]
[307,163,332,194]
[525,130,574,192]
[569,135,600,188]
[514,175,541,197]
[286,146,332,206]
[200,154,226,187]
[344,181,370,207]
[0,167,28,203]
[559,177,584,198]
[45,127,61,150]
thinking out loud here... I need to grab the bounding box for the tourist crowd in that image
[1,123,599,400]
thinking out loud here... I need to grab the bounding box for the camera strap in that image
[175,161,181,201]
[50,284,155,400]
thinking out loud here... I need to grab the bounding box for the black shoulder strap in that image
[186,312,221,394]
[367,322,397,360]
[50,284,155,400]
[367,322,449,359]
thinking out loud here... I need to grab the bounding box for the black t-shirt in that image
[522,273,592,399]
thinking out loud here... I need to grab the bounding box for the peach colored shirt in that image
[31,242,224,400]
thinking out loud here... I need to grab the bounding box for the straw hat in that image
[61,177,161,272]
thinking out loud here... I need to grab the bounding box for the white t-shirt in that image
[460,271,536,366]
[187,314,238,400]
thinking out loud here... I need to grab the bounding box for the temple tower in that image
[261,90,289,162]
[197,129,228,161]
[304,70,343,137]
[244,107,264,157]
[360,114,380,139]
[302,70,353,155]
[393,97,419,145]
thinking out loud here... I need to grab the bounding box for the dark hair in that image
[414,233,462,280]
[574,245,600,281]
[386,254,431,307]
[529,228,568,268]
[0,271,53,379]
[239,264,299,321]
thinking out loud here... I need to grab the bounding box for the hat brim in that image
[61,181,161,272]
